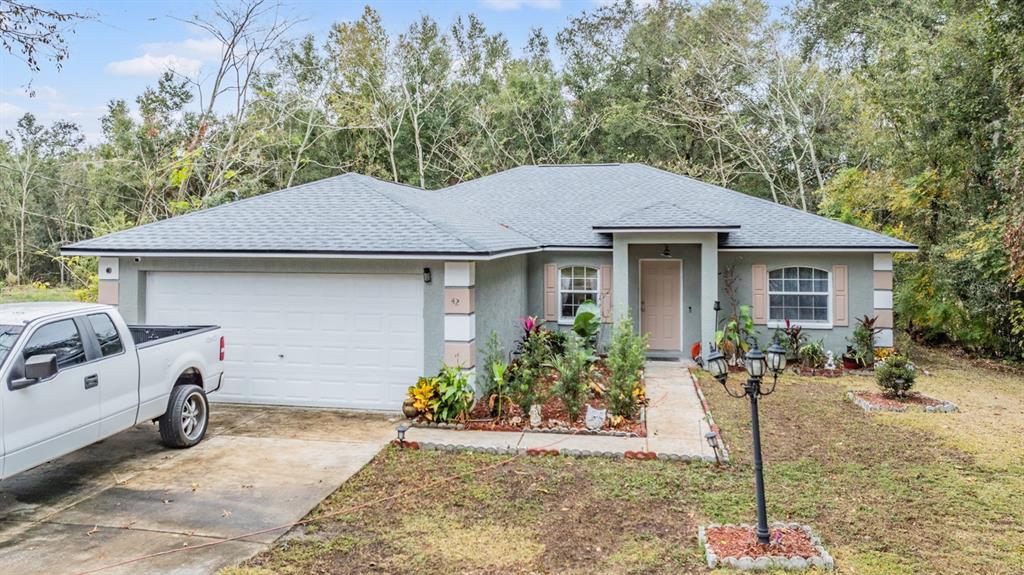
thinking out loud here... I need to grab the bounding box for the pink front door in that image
[640,260,682,351]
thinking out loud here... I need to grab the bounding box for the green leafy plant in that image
[479,331,505,399]
[848,315,881,367]
[875,354,917,397]
[773,319,807,359]
[715,304,756,365]
[488,361,511,419]
[798,339,826,369]
[407,377,438,421]
[606,317,648,418]
[432,364,475,423]
[551,333,592,422]
[510,318,555,415]
[572,300,601,350]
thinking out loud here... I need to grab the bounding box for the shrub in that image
[606,317,648,418]
[479,331,505,399]
[433,365,475,422]
[407,366,474,423]
[875,354,916,397]
[572,300,601,350]
[715,304,756,364]
[848,315,881,367]
[773,319,807,359]
[511,317,556,414]
[551,334,592,422]
[798,339,826,368]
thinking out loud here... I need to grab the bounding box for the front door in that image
[640,260,682,351]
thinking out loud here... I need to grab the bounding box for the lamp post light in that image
[706,340,787,545]
[396,423,409,449]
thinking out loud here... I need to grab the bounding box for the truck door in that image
[84,312,140,437]
[2,318,101,478]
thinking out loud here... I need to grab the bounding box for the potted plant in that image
[841,345,860,370]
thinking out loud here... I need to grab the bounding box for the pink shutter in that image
[544,263,557,322]
[833,264,848,326]
[752,264,767,325]
[599,265,613,323]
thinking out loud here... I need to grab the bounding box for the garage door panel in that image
[145,271,424,410]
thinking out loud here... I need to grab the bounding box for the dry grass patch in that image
[391,514,544,568]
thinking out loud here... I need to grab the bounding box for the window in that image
[23,319,87,371]
[87,313,124,357]
[768,267,830,324]
[559,266,599,321]
[0,325,23,367]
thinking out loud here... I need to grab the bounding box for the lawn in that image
[224,348,1023,574]
[0,283,87,303]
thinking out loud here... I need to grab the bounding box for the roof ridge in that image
[349,175,485,252]
[632,164,916,247]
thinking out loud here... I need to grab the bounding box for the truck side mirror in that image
[24,354,58,380]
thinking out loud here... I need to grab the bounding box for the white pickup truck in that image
[0,302,224,480]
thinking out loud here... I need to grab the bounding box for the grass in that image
[0,283,86,303]
[224,348,1024,574]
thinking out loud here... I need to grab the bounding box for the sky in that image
[1,0,787,144]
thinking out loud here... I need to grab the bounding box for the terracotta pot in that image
[842,356,860,370]
[402,398,419,419]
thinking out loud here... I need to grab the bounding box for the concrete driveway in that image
[0,405,396,575]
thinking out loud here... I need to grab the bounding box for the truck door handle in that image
[84,374,99,389]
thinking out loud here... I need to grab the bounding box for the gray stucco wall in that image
[115,256,446,374]
[717,251,874,354]
[525,251,614,346]
[474,255,528,364]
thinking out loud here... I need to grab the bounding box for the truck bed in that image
[128,325,220,348]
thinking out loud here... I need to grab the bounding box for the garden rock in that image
[585,405,607,431]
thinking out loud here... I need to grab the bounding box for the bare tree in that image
[0,1,88,73]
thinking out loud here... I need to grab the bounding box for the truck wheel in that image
[159,384,209,448]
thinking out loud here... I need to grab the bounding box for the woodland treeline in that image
[1,0,1022,359]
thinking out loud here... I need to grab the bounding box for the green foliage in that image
[488,360,511,419]
[551,333,592,422]
[479,331,505,398]
[571,300,601,350]
[875,354,917,397]
[432,365,475,423]
[715,304,756,364]
[773,319,808,359]
[848,315,881,367]
[509,317,555,414]
[798,339,826,369]
[606,317,647,419]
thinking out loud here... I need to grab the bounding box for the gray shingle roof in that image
[594,201,738,230]
[64,163,915,256]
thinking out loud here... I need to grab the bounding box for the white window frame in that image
[558,265,600,324]
[766,266,832,329]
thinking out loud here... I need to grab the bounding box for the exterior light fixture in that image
[661,244,671,258]
[423,267,432,284]
[708,339,785,546]
[705,431,721,465]
[396,423,409,448]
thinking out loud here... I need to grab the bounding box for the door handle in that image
[84,374,99,389]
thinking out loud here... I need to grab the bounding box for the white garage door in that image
[145,271,423,410]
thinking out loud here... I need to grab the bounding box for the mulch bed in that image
[849,390,958,413]
[455,361,646,436]
[704,526,822,560]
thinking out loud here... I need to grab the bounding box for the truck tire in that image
[159,384,209,448]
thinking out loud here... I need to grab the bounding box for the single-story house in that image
[62,163,915,410]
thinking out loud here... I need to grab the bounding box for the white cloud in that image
[482,0,561,11]
[106,53,204,77]
[142,37,223,61]
[0,101,28,122]
[105,37,222,78]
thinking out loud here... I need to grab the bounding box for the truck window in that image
[0,325,22,367]
[87,313,124,357]
[23,319,87,370]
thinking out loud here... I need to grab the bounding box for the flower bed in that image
[847,390,959,413]
[700,523,834,571]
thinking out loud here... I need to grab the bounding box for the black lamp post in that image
[705,340,787,545]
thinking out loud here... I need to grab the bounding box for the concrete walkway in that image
[0,405,395,575]
[405,361,714,460]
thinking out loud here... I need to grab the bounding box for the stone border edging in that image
[699,522,835,571]
[390,440,714,463]
[689,368,730,463]
[846,390,959,413]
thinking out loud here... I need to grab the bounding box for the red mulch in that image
[705,526,821,559]
[852,390,946,409]
[458,362,646,436]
